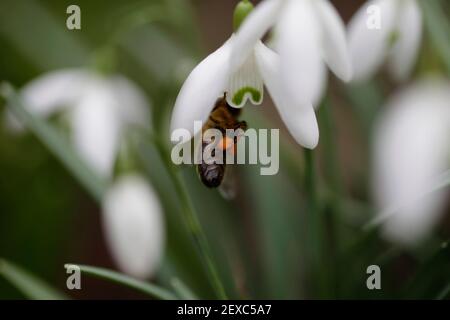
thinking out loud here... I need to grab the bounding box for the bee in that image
[197,95,247,191]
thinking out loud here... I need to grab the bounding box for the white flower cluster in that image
[7,69,164,278]
[171,0,354,149]
[5,0,448,276]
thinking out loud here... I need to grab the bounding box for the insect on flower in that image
[171,0,326,152]
[197,95,247,189]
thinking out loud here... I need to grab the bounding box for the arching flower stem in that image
[303,149,327,297]
[318,96,343,297]
[153,136,228,300]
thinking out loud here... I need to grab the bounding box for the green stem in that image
[303,149,325,297]
[319,99,342,211]
[154,139,227,300]
[171,277,199,300]
[71,264,177,300]
[304,150,319,236]
[318,98,342,298]
[0,259,68,300]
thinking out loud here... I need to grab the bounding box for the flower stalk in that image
[70,264,177,300]
[154,138,227,300]
[303,149,326,296]
[233,0,254,31]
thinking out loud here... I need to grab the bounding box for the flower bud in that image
[233,0,254,31]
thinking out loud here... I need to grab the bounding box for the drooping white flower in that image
[372,78,450,244]
[348,0,423,82]
[170,0,351,149]
[171,36,319,149]
[6,69,150,178]
[102,174,165,278]
[230,0,352,108]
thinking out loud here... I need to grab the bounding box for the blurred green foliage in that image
[0,0,449,300]
[0,0,205,299]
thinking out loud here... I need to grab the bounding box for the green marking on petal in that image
[232,87,262,106]
[387,30,400,49]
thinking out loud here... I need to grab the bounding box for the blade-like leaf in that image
[0,259,68,300]
[0,0,89,70]
[171,277,198,300]
[69,264,177,300]
[436,282,450,300]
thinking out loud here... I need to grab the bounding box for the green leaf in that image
[70,264,177,300]
[0,0,89,70]
[0,259,68,300]
[436,282,450,300]
[170,277,198,300]
[345,81,384,136]
[0,82,107,202]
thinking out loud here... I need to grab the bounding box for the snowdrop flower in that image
[231,0,352,107]
[373,78,450,244]
[171,0,351,149]
[102,174,165,278]
[6,69,150,178]
[348,0,423,82]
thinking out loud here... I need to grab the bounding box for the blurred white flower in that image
[6,69,150,178]
[232,0,352,107]
[171,0,352,149]
[373,78,450,244]
[102,174,165,278]
[348,0,423,82]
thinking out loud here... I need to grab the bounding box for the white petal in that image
[373,79,450,244]
[5,69,90,131]
[255,42,319,149]
[71,83,121,179]
[170,39,231,137]
[313,0,352,81]
[276,0,325,107]
[230,0,286,72]
[312,66,328,109]
[388,0,423,81]
[21,69,89,116]
[348,0,398,82]
[226,51,264,108]
[109,76,151,128]
[102,174,164,278]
